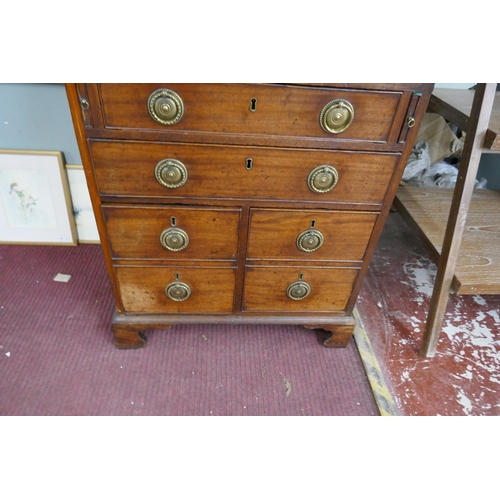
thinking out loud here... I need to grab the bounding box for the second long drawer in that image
[90,140,400,207]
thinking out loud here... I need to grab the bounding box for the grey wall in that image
[0,84,82,164]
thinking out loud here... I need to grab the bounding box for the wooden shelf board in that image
[395,184,500,295]
[429,89,500,151]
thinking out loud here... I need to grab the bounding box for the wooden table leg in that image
[419,83,496,357]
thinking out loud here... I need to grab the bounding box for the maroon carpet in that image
[0,244,378,416]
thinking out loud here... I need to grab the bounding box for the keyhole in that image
[298,273,304,281]
[175,273,180,280]
[250,98,257,112]
[171,216,176,227]
[246,158,253,170]
[310,220,316,228]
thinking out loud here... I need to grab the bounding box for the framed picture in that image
[0,150,77,245]
[66,165,100,244]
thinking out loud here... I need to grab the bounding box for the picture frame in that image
[65,165,100,244]
[0,150,77,246]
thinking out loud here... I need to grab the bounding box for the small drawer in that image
[90,140,399,206]
[103,205,240,260]
[247,209,377,261]
[242,265,359,312]
[115,265,236,313]
[97,83,403,143]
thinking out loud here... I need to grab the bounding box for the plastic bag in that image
[402,142,431,183]
[403,142,487,189]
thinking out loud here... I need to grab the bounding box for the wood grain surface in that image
[116,265,237,313]
[242,265,359,312]
[103,205,240,260]
[90,140,399,206]
[396,184,500,294]
[246,208,377,261]
[430,89,500,150]
[98,83,402,143]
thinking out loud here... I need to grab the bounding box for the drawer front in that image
[98,84,403,143]
[247,209,377,261]
[90,140,399,205]
[103,205,240,260]
[116,266,236,313]
[242,266,359,312]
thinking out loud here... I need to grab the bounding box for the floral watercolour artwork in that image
[0,151,77,245]
[2,168,57,229]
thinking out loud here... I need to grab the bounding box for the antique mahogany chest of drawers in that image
[66,83,432,349]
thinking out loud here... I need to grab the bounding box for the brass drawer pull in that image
[286,281,311,300]
[165,281,191,301]
[155,158,188,189]
[307,165,338,193]
[320,98,355,134]
[160,227,189,252]
[147,88,184,126]
[297,229,324,252]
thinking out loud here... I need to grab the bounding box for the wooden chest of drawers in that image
[66,83,432,349]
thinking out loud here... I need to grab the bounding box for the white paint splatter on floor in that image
[456,389,473,415]
[402,256,437,305]
[473,295,487,306]
[384,256,500,415]
[487,310,500,323]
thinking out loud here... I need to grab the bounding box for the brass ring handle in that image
[307,165,338,193]
[165,281,191,301]
[297,229,324,252]
[286,281,311,300]
[147,88,184,126]
[155,159,188,189]
[160,227,189,252]
[319,98,355,134]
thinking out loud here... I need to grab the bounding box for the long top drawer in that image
[94,84,409,145]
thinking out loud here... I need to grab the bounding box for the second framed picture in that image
[66,165,100,244]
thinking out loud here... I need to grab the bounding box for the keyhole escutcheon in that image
[250,98,257,112]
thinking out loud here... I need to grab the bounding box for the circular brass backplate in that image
[319,98,355,134]
[155,158,188,189]
[307,165,338,194]
[297,229,324,252]
[147,88,184,126]
[160,227,189,252]
[286,281,311,300]
[165,282,191,301]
